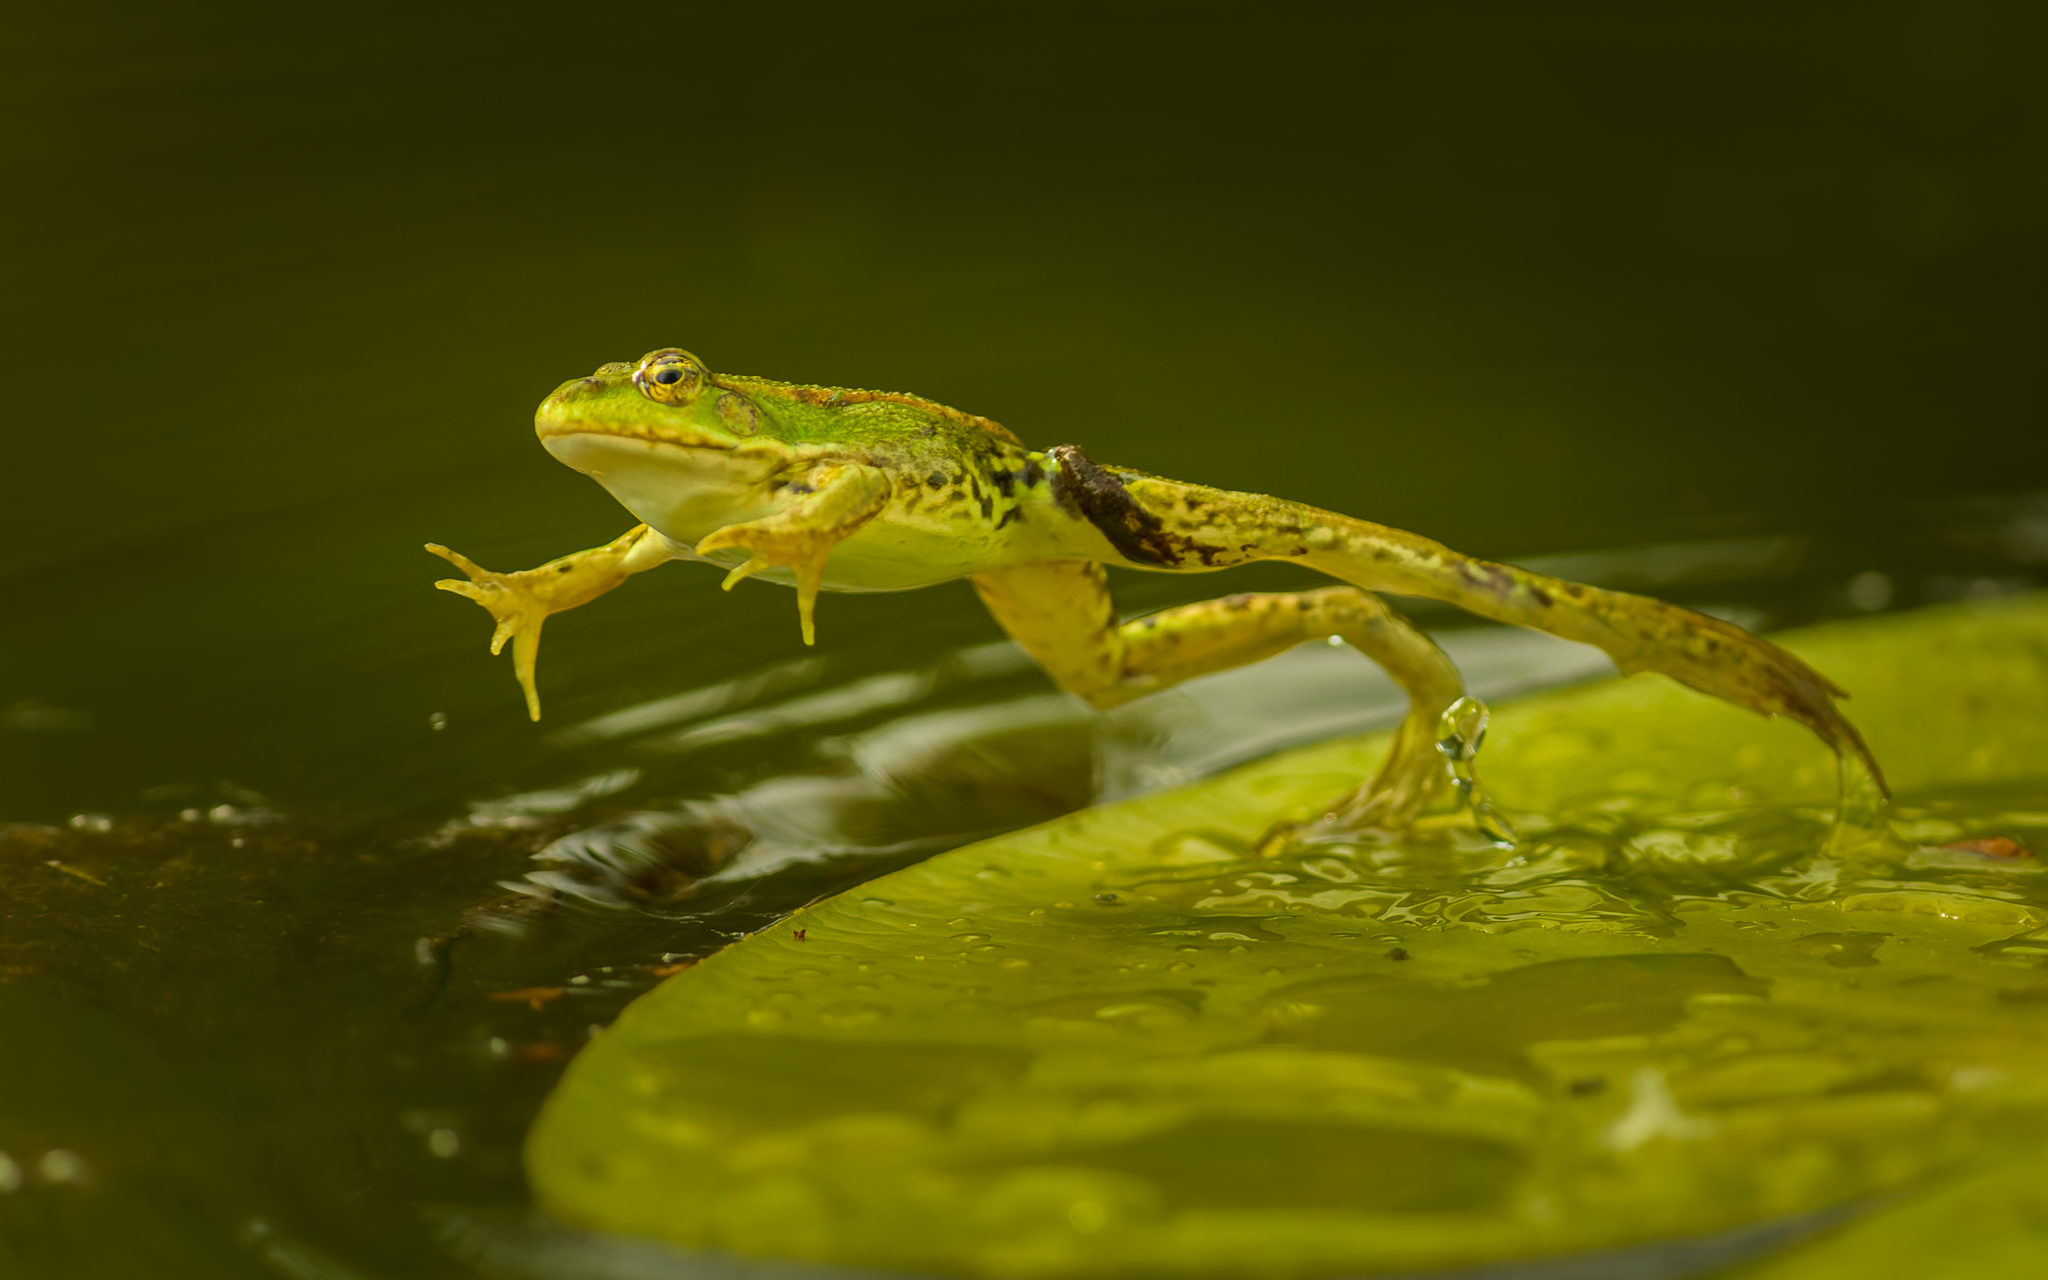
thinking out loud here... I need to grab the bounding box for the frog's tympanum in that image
[429,349,1882,840]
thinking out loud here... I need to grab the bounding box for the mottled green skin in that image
[431,347,1883,821]
[534,351,1112,590]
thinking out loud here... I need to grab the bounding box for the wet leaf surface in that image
[531,597,2048,1278]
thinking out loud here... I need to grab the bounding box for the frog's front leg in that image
[695,463,890,647]
[972,562,1464,839]
[426,524,676,720]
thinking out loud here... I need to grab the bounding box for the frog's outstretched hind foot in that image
[427,543,550,720]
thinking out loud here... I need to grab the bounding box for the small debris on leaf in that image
[1944,837,2033,859]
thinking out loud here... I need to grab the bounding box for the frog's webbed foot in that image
[426,525,668,721]
[427,544,554,720]
[695,464,890,646]
[1603,603,1887,798]
[696,524,838,647]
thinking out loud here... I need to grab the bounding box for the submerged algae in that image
[529,597,2048,1278]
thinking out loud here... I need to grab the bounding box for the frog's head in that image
[535,348,770,454]
[535,348,786,543]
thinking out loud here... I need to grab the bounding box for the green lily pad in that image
[529,597,2048,1277]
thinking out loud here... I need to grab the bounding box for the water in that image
[1437,697,1522,849]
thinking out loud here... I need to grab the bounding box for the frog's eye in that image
[633,350,705,406]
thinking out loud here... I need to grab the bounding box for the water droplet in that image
[998,957,1032,971]
[1825,752,1898,858]
[428,711,449,731]
[1436,696,1518,848]
[951,932,991,943]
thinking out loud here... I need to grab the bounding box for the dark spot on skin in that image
[1387,946,1409,961]
[978,492,994,519]
[1529,586,1553,608]
[1566,1076,1606,1096]
[994,506,1022,529]
[918,425,936,437]
[793,929,807,941]
[785,483,816,496]
[1046,446,1190,569]
[927,471,947,489]
[557,564,574,574]
[1459,561,1515,599]
[1022,458,1044,487]
[991,470,1016,498]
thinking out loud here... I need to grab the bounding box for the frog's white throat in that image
[541,431,784,547]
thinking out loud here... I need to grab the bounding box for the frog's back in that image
[716,373,1023,452]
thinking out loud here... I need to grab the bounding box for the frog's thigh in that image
[973,568,1461,822]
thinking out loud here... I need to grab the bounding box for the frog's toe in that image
[425,542,495,582]
[433,576,491,603]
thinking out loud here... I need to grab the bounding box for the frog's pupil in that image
[654,367,684,385]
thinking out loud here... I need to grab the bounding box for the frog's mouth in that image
[539,429,784,545]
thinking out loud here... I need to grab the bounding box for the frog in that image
[428,347,1884,841]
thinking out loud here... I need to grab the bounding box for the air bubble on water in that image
[1436,696,1518,848]
[427,1128,461,1159]
[428,711,449,732]
[37,1149,89,1184]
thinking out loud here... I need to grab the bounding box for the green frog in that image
[429,348,1882,837]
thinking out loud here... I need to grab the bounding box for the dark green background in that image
[6,1,2042,821]
[3,6,2047,1279]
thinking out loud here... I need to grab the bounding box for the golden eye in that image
[633,350,704,405]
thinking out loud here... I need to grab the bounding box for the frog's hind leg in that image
[971,562,1464,842]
